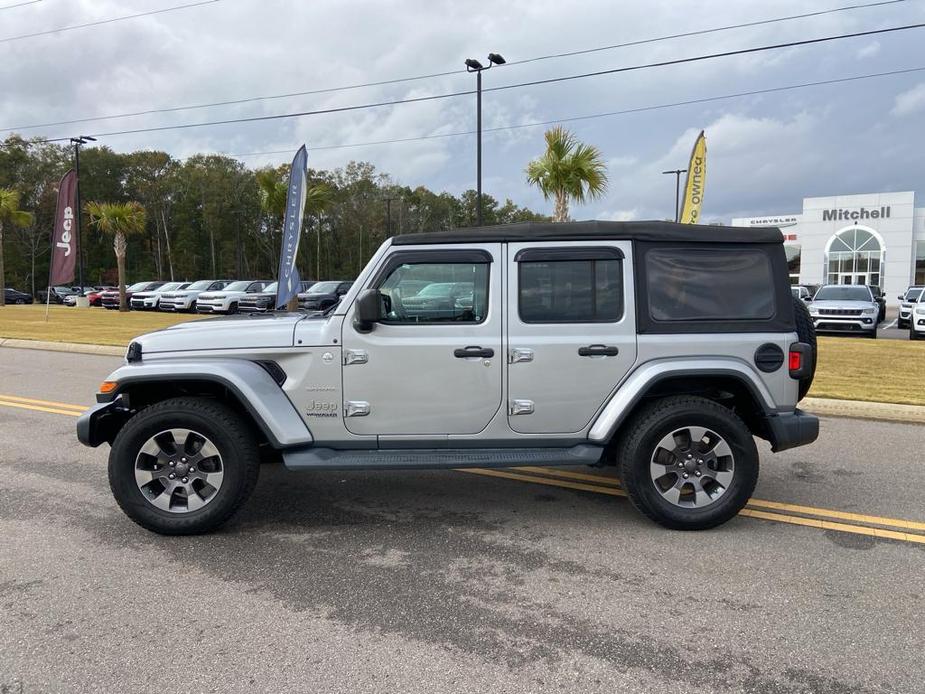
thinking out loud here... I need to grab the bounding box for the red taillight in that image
[788,350,802,372]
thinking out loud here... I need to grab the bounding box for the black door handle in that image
[454,346,494,358]
[578,344,619,357]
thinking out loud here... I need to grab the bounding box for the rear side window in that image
[518,253,623,323]
[645,248,774,321]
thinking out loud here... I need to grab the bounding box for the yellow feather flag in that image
[679,130,707,224]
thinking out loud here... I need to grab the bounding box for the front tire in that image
[108,397,260,535]
[618,396,759,531]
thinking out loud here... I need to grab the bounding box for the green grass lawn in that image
[0,304,203,346]
[1,305,923,406]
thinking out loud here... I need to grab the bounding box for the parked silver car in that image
[78,221,818,535]
[808,284,880,338]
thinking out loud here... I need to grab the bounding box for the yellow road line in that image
[4,392,924,544]
[460,468,625,497]
[0,399,82,417]
[516,466,925,533]
[739,509,925,545]
[0,393,86,411]
[461,468,925,546]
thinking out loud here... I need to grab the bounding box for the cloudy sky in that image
[2,0,925,222]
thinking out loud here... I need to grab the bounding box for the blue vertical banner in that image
[275,145,309,309]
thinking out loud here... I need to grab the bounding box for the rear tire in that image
[618,396,759,531]
[791,295,816,401]
[108,397,260,535]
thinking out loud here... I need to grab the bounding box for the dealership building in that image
[732,191,925,306]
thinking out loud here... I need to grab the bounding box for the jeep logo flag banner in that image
[275,145,309,309]
[49,169,77,286]
[679,130,706,224]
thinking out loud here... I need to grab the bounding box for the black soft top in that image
[391,220,783,246]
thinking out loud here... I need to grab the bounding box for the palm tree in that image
[85,201,146,312]
[525,126,608,222]
[0,188,33,307]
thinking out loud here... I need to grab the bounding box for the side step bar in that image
[282,444,604,471]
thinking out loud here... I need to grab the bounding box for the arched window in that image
[825,226,884,287]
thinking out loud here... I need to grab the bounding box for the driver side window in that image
[378,261,489,324]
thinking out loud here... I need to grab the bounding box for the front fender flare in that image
[587,358,778,444]
[92,359,313,449]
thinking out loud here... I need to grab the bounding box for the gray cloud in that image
[2,0,924,222]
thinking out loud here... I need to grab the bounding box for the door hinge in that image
[509,347,534,364]
[509,399,535,415]
[344,401,370,417]
[343,349,368,365]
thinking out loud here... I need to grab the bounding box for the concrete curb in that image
[801,397,925,425]
[1,338,923,425]
[0,338,125,357]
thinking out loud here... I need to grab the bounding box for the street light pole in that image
[70,135,96,295]
[662,168,687,223]
[465,52,505,227]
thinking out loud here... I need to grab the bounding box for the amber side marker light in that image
[99,381,118,394]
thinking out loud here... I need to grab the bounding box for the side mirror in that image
[803,295,811,302]
[354,288,383,332]
[898,295,904,301]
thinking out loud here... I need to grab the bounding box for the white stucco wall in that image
[732,191,919,306]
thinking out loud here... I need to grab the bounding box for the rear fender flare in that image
[588,358,777,443]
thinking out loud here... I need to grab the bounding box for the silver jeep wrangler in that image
[77,221,819,535]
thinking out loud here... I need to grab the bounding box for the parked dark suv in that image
[239,281,316,313]
[298,280,352,311]
[4,288,33,304]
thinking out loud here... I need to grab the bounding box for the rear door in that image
[506,241,637,434]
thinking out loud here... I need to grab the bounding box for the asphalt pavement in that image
[1,348,923,694]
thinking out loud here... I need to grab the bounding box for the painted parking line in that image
[3,393,923,545]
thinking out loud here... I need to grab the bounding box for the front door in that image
[341,244,503,436]
[507,241,637,434]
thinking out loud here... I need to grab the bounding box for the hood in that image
[134,313,311,354]
[163,289,202,298]
[300,292,336,301]
[810,300,876,309]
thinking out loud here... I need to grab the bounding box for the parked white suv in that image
[158,280,232,312]
[196,280,272,314]
[910,302,925,340]
[898,286,923,329]
[130,282,191,311]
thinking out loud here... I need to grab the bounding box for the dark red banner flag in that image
[49,169,77,286]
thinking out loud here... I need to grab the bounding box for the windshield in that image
[904,288,924,301]
[307,281,341,294]
[221,281,251,292]
[127,282,149,291]
[186,280,213,291]
[158,282,184,292]
[814,286,871,302]
[263,282,278,294]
